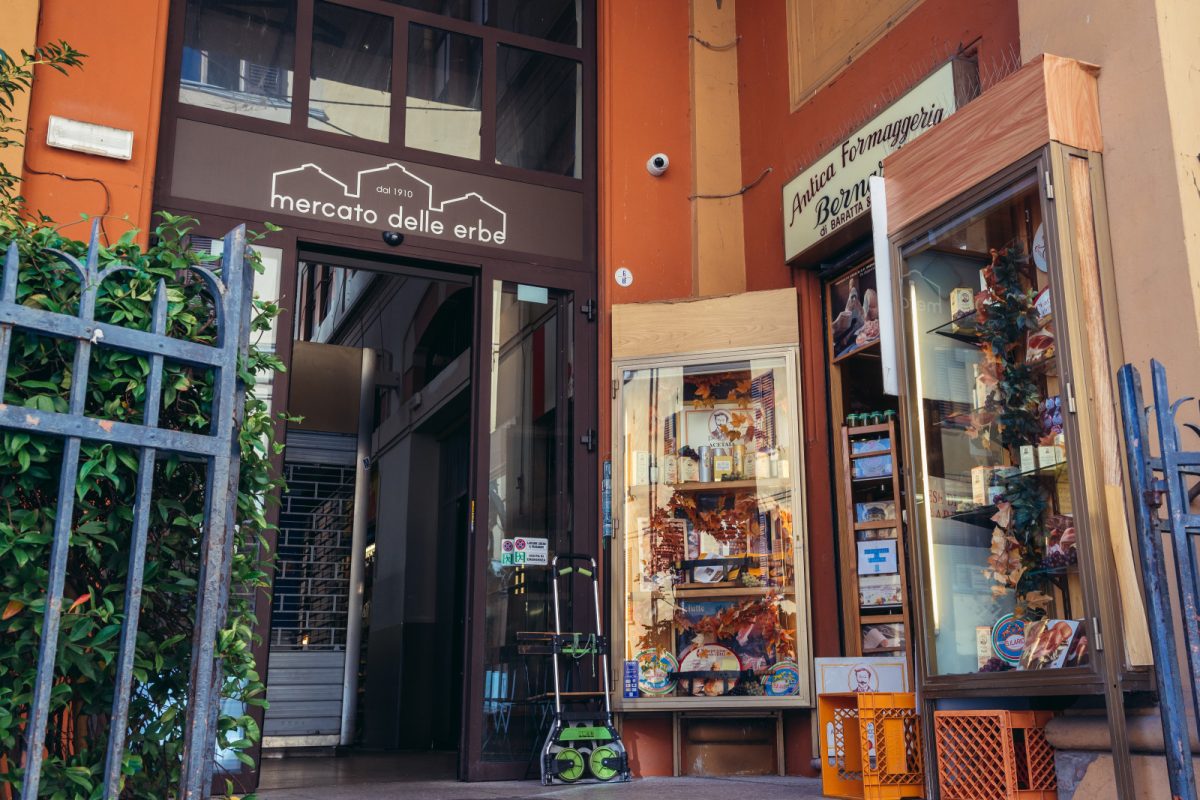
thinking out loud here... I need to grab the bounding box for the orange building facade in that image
[9,0,1200,795]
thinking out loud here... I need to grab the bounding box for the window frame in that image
[163,0,591,191]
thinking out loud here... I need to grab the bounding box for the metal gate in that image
[0,221,256,799]
[1118,359,1200,800]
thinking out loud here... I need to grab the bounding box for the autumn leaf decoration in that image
[675,594,796,661]
[688,375,752,409]
[716,411,757,444]
[984,501,1026,598]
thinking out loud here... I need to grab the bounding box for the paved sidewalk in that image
[255,753,827,800]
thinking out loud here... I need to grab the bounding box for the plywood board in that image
[612,288,799,359]
[1066,154,1150,665]
[885,54,1102,236]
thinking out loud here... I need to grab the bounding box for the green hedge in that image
[0,212,285,799]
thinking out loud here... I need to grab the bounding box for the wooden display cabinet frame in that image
[610,289,813,712]
[880,51,1152,799]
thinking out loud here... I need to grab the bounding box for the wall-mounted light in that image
[46,116,133,160]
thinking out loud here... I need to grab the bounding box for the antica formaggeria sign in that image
[783,62,959,262]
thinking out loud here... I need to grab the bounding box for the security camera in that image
[646,153,669,177]
[382,230,404,246]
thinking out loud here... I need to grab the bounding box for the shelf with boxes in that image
[613,348,810,708]
[839,419,911,662]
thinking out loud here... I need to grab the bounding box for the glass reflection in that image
[496,46,581,178]
[179,0,296,121]
[901,175,1088,676]
[489,0,580,45]
[390,0,580,46]
[309,2,393,142]
[406,24,483,159]
[482,281,569,762]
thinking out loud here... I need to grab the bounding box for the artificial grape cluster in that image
[978,656,1015,673]
[731,679,766,696]
[1039,549,1079,571]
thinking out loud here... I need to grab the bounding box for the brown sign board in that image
[169,119,584,262]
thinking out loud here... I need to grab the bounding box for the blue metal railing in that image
[1118,359,1200,800]
[0,220,255,800]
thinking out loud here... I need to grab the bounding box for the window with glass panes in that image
[177,0,585,178]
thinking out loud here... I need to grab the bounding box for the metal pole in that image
[340,347,375,745]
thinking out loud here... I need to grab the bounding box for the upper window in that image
[406,24,483,159]
[177,0,584,179]
[309,2,394,142]
[391,0,581,46]
[180,0,296,122]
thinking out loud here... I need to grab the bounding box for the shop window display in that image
[899,174,1087,676]
[615,353,811,707]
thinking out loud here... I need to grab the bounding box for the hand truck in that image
[524,553,630,784]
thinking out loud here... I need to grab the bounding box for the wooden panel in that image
[885,56,1049,235]
[612,288,799,359]
[1045,56,1103,152]
[885,55,1102,236]
[1064,153,1150,665]
[785,0,924,109]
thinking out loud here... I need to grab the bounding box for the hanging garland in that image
[972,246,1054,619]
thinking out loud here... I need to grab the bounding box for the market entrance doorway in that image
[255,246,595,788]
[261,252,473,777]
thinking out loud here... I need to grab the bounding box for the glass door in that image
[461,277,589,780]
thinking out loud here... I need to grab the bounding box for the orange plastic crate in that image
[819,694,865,799]
[819,693,925,800]
[858,693,924,799]
[934,710,1057,800]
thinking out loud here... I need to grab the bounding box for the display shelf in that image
[627,478,791,495]
[854,519,900,531]
[944,462,1070,527]
[863,646,905,656]
[846,422,892,435]
[849,448,892,459]
[672,478,790,493]
[614,347,809,708]
[936,384,1059,430]
[674,585,794,598]
[927,309,983,345]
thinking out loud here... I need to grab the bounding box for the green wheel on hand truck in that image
[555,748,586,782]
[588,745,620,781]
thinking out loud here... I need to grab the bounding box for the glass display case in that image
[612,349,811,708]
[897,168,1092,681]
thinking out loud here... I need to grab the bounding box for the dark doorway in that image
[262,254,473,780]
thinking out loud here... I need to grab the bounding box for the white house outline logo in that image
[269,161,509,246]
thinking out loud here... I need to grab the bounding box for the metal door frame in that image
[459,260,597,782]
